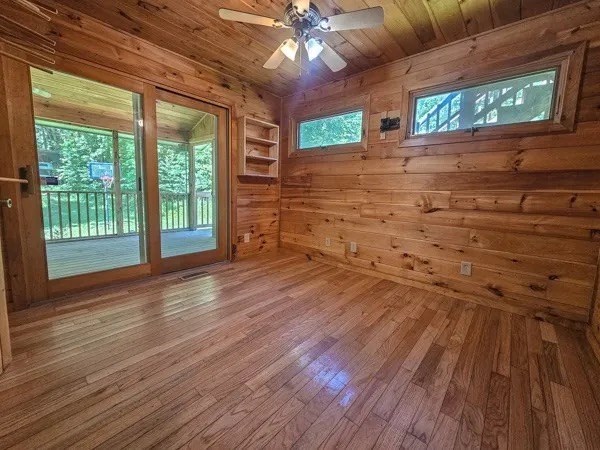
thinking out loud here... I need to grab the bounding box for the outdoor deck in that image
[46,229,216,279]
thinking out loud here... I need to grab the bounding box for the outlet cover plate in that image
[325,237,331,247]
[244,233,250,243]
[350,242,358,253]
[460,261,472,276]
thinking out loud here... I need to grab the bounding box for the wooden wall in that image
[280,2,600,328]
[0,1,281,308]
[590,268,600,359]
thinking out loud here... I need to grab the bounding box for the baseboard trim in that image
[281,242,588,331]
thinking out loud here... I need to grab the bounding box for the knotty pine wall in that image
[280,2,600,331]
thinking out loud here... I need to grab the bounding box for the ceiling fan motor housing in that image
[284,2,322,38]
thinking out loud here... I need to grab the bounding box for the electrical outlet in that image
[325,237,331,247]
[350,242,358,253]
[244,233,250,243]
[460,261,472,276]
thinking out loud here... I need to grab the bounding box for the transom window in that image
[297,110,363,150]
[412,68,558,136]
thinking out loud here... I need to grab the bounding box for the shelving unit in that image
[238,116,279,179]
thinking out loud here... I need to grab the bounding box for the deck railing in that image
[415,74,554,134]
[160,191,214,231]
[42,190,214,241]
[415,92,460,135]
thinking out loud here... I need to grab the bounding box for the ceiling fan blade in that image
[263,45,286,69]
[319,7,384,31]
[218,9,286,28]
[292,0,310,17]
[319,41,347,72]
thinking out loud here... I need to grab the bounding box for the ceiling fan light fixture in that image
[305,38,324,61]
[281,38,299,61]
[219,2,384,73]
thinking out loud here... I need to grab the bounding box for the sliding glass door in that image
[31,69,147,280]
[29,70,228,292]
[154,89,227,273]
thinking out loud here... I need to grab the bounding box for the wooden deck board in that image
[1,249,598,449]
[46,229,216,279]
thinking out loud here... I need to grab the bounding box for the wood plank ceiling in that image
[47,0,580,96]
[30,69,209,141]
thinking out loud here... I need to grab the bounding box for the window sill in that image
[399,120,573,147]
[289,143,367,158]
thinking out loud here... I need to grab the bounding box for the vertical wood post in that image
[133,93,148,265]
[112,130,124,235]
[142,85,161,274]
[188,143,197,230]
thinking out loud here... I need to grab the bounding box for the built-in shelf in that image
[246,136,278,146]
[246,154,278,163]
[238,116,279,179]
[238,174,277,179]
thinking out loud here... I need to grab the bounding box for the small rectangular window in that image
[412,68,558,136]
[297,110,363,150]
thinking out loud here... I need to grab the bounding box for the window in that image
[297,110,363,150]
[397,43,585,149]
[412,69,558,136]
[289,94,369,157]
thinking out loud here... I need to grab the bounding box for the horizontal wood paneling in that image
[235,182,280,259]
[280,2,600,326]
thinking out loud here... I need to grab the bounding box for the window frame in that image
[399,42,585,147]
[289,94,369,158]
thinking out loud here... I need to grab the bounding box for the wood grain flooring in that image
[1,249,599,449]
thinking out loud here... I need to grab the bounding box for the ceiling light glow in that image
[281,38,299,61]
[305,38,324,61]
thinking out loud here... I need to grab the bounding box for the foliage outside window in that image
[412,69,558,136]
[297,110,363,150]
[35,120,215,239]
[35,120,213,194]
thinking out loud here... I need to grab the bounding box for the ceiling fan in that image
[219,1,384,73]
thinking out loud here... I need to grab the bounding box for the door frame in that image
[41,66,151,297]
[145,87,229,275]
[2,56,232,302]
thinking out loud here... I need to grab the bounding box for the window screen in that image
[412,69,558,136]
[297,110,363,150]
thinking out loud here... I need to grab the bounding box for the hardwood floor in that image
[1,250,599,449]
